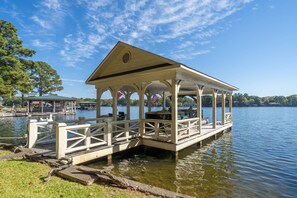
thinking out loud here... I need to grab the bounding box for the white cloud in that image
[32,39,55,49]
[31,0,68,29]
[62,78,84,83]
[59,0,253,66]
[31,15,51,29]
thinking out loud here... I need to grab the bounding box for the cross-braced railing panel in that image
[177,118,200,141]
[225,112,232,124]
[143,119,172,142]
[63,123,108,154]
[111,120,140,143]
[36,122,56,145]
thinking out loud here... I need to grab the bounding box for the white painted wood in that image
[196,85,204,134]
[111,88,118,121]
[221,92,226,125]
[84,128,91,151]
[56,123,67,159]
[171,79,180,144]
[28,119,38,148]
[212,90,218,129]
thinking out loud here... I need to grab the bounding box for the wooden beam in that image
[212,89,218,129]
[221,92,226,125]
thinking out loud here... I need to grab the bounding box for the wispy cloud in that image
[58,0,252,66]
[62,78,85,83]
[32,39,55,49]
[30,0,68,30]
[16,0,244,66]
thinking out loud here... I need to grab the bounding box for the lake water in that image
[0,107,297,197]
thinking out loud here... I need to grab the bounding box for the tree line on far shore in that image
[0,20,63,106]
[3,93,297,108]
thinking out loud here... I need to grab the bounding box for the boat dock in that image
[27,113,232,165]
[26,41,237,165]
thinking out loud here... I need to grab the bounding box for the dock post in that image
[125,122,129,141]
[107,154,112,165]
[55,123,67,159]
[197,140,203,148]
[84,127,91,151]
[28,119,38,148]
[105,118,112,146]
[172,151,178,161]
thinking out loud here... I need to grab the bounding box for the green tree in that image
[30,61,63,96]
[0,20,35,97]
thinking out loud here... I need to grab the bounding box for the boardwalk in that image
[27,115,232,165]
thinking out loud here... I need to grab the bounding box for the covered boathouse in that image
[27,41,238,164]
[26,95,76,115]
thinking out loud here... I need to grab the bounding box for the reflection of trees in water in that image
[114,151,178,191]
[175,132,237,197]
[0,117,27,144]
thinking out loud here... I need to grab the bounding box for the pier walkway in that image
[27,114,232,165]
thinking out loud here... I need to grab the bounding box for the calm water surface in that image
[0,107,296,197]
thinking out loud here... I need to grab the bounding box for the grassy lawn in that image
[0,150,147,198]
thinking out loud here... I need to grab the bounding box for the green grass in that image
[0,150,147,198]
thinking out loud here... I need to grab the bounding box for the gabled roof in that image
[86,41,180,83]
[26,95,76,101]
[86,41,238,92]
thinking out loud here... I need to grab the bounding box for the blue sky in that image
[1,0,296,98]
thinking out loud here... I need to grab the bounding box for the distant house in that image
[26,95,76,115]
[78,101,96,110]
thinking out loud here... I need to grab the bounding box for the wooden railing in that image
[56,121,108,158]
[27,117,110,148]
[177,117,200,141]
[225,112,232,124]
[27,119,56,148]
[111,120,140,143]
[55,118,140,158]
[143,119,172,142]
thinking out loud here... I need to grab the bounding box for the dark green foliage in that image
[0,20,63,101]
[0,20,35,97]
[29,61,63,96]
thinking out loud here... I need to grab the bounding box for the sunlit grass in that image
[0,149,146,198]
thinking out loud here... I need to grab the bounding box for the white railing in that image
[143,119,172,142]
[225,112,232,124]
[27,120,56,148]
[55,118,140,159]
[27,117,112,148]
[61,122,107,155]
[177,117,200,141]
[111,120,140,143]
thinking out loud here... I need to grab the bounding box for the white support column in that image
[171,79,180,144]
[111,88,118,121]
[138,88,145,137]
[212,89,218,129]
[124,90,132,120]
[96,89,103,119]
[104,118,112,146]
[55,122,67,159]
[196,85,204,134]
[221,92,226,125]
[146,92,152,113]
[28,119,38,148]
[53,101,56,113]
[84,127,91,151]
[162,92,166,111]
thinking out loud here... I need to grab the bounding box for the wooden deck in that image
[28,116,232,165]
